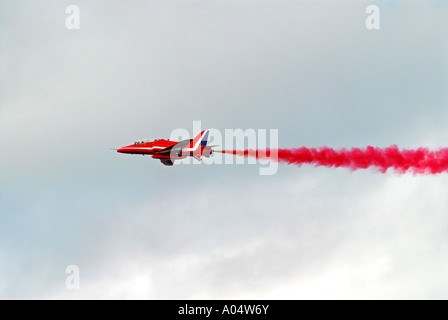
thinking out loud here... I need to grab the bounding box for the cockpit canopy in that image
[134,139,149,145]
[133,138,159,145]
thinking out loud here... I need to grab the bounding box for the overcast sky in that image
[1,0,448,299]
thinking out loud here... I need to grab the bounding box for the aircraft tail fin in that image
[200,130,209,147]
[187,130,209,151]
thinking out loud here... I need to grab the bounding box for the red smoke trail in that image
[217,146,448,174]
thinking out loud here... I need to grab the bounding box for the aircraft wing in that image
[154,139,192,155]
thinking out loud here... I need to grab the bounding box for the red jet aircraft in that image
[117,130,214,166]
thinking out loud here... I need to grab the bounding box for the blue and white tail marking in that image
[185,130,209,152]
[201,130,209,147]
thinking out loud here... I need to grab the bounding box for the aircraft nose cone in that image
[117,147,124,153]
